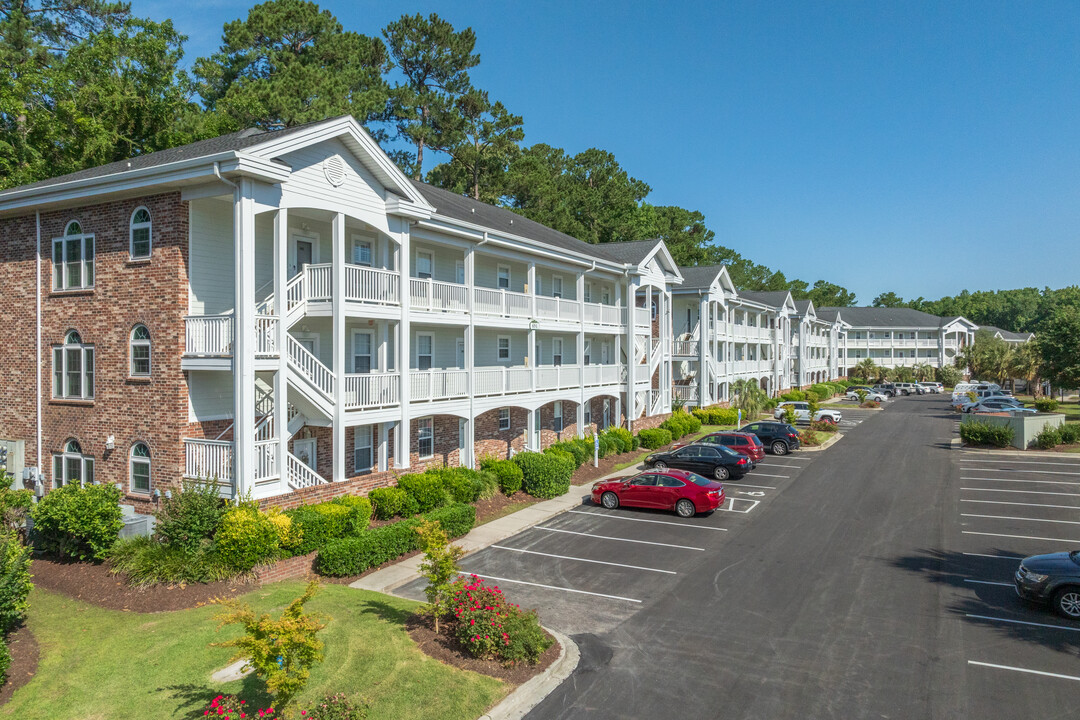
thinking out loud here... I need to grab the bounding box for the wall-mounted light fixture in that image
[105,435,115,450]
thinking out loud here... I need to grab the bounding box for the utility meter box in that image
[0,440,25,489]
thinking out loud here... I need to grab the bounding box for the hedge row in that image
[1033,422,1080,449]
[370,467,498,520]
[960,421,1015,448]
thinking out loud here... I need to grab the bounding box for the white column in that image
[396,217,411,469]
[232,179,257,500]
[624,277,637,430]
[527,262,536,315]
[273,208,288,485]
[378,421,389,472]
[332,213,346,482]
[698,295,708,406]
[576,271,586,434]
[465,246,476,467]
[526,407,536,451]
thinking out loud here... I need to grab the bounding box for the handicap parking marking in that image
[566,509,728,531]
[534,526,707,551]
[718,498,760,514]
[968,661,1080,683]
[488,545,677,574]
[459,571,643,603]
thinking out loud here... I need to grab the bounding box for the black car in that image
[738,421,801,456]
[1015,551,1080,619]
[644,444,750,481]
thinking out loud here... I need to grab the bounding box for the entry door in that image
[292,238,314,278]
[456,338,465,367]
[293,437,317,470]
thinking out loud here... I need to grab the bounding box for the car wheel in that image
[771,440,788,455]
[714,466,730,481]
[653,461,666,470]
[1052,587,1080,620]
[600,491,619,510]
[675,499,696,518]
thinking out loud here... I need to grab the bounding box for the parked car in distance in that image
[951,383,1004,404]
[674,431,765,465]
[874,383,898,397]
[846,388,887,402]
[774,401,842,424]
[1015,550,1080,619]
[918,382,944,394]
[592,469,725,517]
[644,444,751,481]
[739,421,802,455]
[962,397,1036,414]
[894,382,922,395]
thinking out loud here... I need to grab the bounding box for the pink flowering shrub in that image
[202,695,275,719]
[448,574,552,665]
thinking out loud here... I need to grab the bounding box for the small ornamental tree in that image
[212,580,327,710]
[782,405,797,426]
[416,519,464,634]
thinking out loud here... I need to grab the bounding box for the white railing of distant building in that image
[184,315,233,356]
[673,340,698,356]
[410,369,469,401]
[474,287,531,317]
[184,438,233,481]
[410,278,468,312]
[344,373,400,409]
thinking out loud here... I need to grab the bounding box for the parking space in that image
[395,451,818,635]
[948,451,1080,692]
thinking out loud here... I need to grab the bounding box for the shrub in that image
[306,693,368,720]
[425,503,477,539]
[430,468,479,503]
[696,406,739,426]
[285,497,372,554]
[213,505,279,572]
[202,696,276,719]
[449,575,552,665]
[0,639,10,689]
[780,390,806,402]
[397,473,449,513]
[809,420,839,434]
[1035,397,1059,413]
[1034,424,1062,450]
[660,411,696,440]
[548,441,588,468]
[799,429,822,447]
[416,519,464,633]
[334,496,374,534]
[860,401,880,409]
[0,536,32,633]
[637,428,672,449]
[368,487,414,520]
[267,508,304,553]
[606,427,634,453]
[471,471,500,500]
[782,406,798,425]
[31,482,123,561]
[108,535,234,586]
[1060,423,1080,445]
[513,451,573,499]
[0,487,32,537]
[805,391,820,404]
[960,421,1015,448]
[481,459,523,495]
[501,608,553,666]
[154,479,226,553]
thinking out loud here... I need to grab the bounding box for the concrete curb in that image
[479,628,579,720]
[800,432,843,453]
[954,443,1079,459]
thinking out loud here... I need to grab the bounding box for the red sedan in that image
[592,469,725,518]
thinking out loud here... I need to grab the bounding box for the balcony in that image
[344,373,400,410]
[411,369,468,401]
[185,315,233,356]
[634,307,650,327]
[535,296,581,322]
[673,385,698,403]
[410,278,467,313]
[474,287,531,318]
[584,302,626,326]
[184,438,233,481]
[474,364,623,398]
[344,265,399,305]
[673,340,699,357]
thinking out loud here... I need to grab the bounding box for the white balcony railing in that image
[583,364,623,387]
[474,287,531,318]
[474,366,533,396]
[255,315,278,357]
[635,307,650,327]
[305,264,333,302]
[253,439,278,480]
[673,340,699,356]
[184,438,233,481]
[583,302,626,326]
[411,369,468,401]
[673,385,698,403]
[346,265,399,305]
[410,278,468,312]
[185,315,233,356]
[535,296,582,322]
[344,373,400,409]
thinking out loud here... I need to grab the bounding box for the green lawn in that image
[3,583,505,720]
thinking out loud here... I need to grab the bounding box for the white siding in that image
[412,326,464,369]
[475,255,526,292]
[476,328,526,366]
[189,198,234,315]
[188,371,234,422]
[277,138,390,233]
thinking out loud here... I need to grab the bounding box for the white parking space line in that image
[962,477,1080,487]
[749,472,790,479]
[732,483,777,490]
[567,509,728,531]
[963,467,1080,477]
[963,579,1014,587]
[719,498,760,513]
[961,459,1080,468]
[962,487,1080,498]
[963,530,1080,543]
[535,526,706,551]
[962,513,1080,526]
[962,552,1023,561]
[962,499,1080,510]
[489,545,677,574]
[966,614,1080,633]
[756,464,802,469]
[968,661,1080,683]
[462,572,642,603]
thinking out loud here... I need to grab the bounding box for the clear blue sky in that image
[140,0,1080,305]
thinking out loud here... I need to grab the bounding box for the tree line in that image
[872,286,1080,335]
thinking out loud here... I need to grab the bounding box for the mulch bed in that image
[406,614,558,685]
[570,450,646,486]
[0,625,38,706]
[31,556,253,613]
[473,490,538,522]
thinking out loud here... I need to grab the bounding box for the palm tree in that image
[853,358,877,382]
[913,363,933,382]
[1008,342,1042,397]
[731,378,767,421]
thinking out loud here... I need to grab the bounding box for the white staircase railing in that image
[287,451,329,490]
[287,335,335,401]
[305,264,333,302]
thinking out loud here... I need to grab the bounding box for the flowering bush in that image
[859,400,880,409]
[304,693,368,720]
[202,694,275,718]
[448,574,551,665]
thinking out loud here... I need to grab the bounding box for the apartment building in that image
[980,326,1035,344]
[820,307,977,375]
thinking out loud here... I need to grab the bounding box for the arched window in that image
[53,221,94,290]
[130,442,151,493]
[129,207,151,259]
[53,438,93,488]
[130,325,151,376]
[53,330,94,399]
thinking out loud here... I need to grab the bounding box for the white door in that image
[292,238,314,278]
[456,338,465,367]
[293,437,317,470]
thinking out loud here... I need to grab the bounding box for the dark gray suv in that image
[1015,551,1080,619]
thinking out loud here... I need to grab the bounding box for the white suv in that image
[774,401,843,424]
[918,382,943,394]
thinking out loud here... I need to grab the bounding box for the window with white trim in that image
[552,275,563,299]
[416,251,433,279]
[354,425,373,473]
[497,335,510,362]
[130,324,151,377]
[553,401,563,432]
[497,265,511,289]
[584,282,593,303]
[455,260,465,284]
[417,417,434,459]
[499,408,511,431]
[130,207,151,259]
[53,330,94,399]
[53,221,94,290]
[352,237,373,266]
[552,338,563,366]
[602,288,610,304]
[130,442,151,493]
[416,333,433,371]
[53,439,93,488]
[352,332,372,374]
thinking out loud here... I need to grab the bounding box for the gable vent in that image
[323,155,346,187]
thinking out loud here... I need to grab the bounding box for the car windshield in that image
[717,446,741,457]
[686,473,714,487]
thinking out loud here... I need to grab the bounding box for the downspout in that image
[35,212,42,484]
[213,163,242,501]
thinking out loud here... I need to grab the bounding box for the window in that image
[353,332,372,374]
[417,333,433,371]
[352,237,373,266]
[552,338,563,366]
[53,221,94,290]
[553,401,563,432]
[651,300,658,319]
[497,336,511,362]
[416,251,433,279]
[130,442,151,493]
[354,425,373,473]
[130,325,151,376]
[455,260,465,284]
[417,418,434,459]
[602,288,610,304]
[497,265,511,289]
[52,439,93,488]
[552,275,563,298]
[130,207,151,259]
[584,282,593,303]
[583,339,592,366]
[53,330,94,399]
[499,408,511,431]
